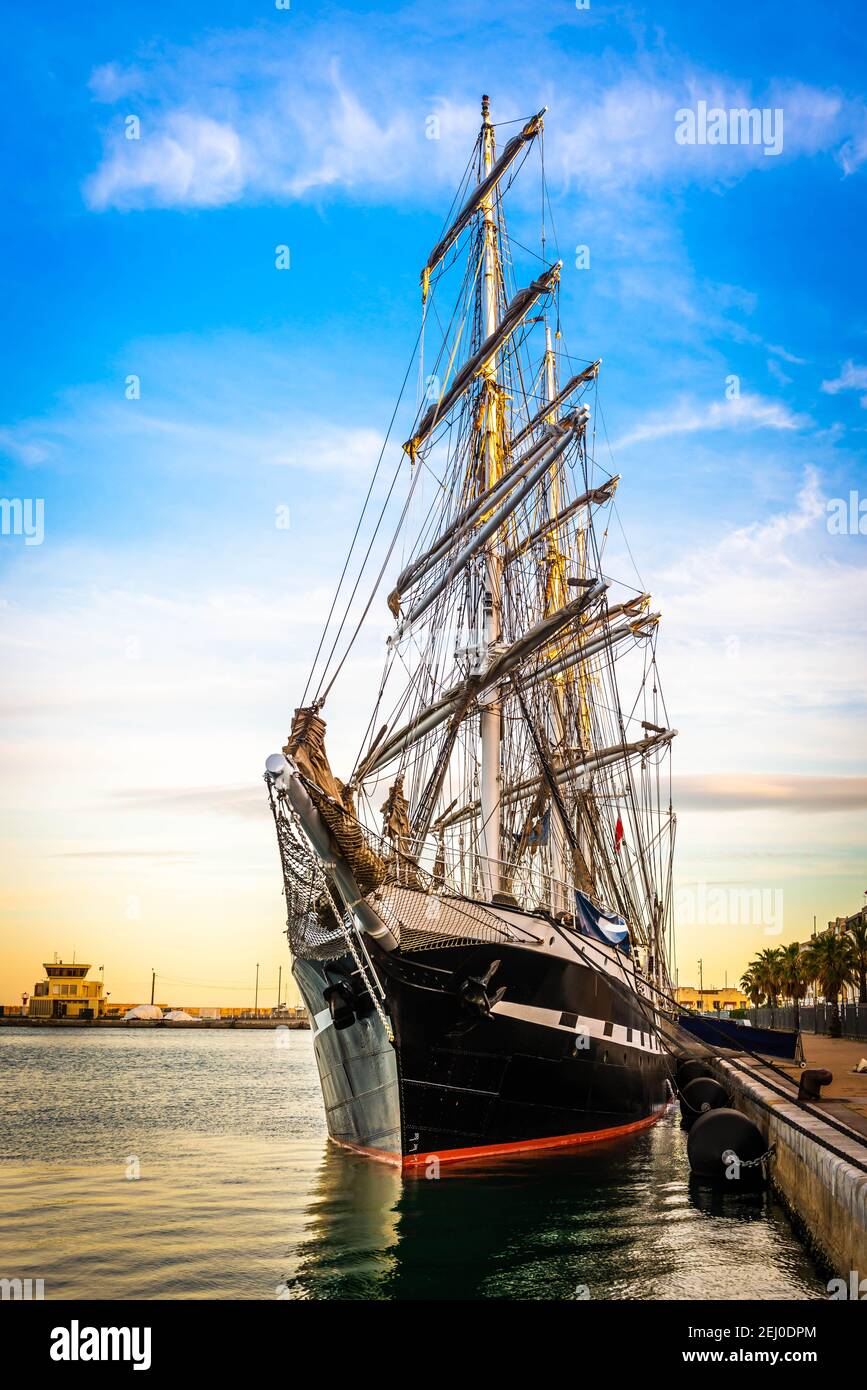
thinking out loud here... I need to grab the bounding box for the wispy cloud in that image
[649,465,866,786]
[821,360,867,406]
[82,55,474,212]
[675,773,867,812]
[85,113,246,211]
[767,358,792,387]
[0,428,52,467]
[721,462,825,551]
[80,26,867,213]
[0,333,390,481]
[54,849,194,861]
[113,786,265,819]
[767,343,807,366]
[612,391,810,451]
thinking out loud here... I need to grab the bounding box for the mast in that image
[478,94,504,900]
[543,324,569,912]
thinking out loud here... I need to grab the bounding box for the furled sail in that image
[363,582,607,778]
[502,474,618,565]
[393,416,586,637]
[283,707,385,896]
[381,775,412,853]
[389,416,577,615]
[404,263,561,457]
[510,361,601,451]
[529,611,660,685]
[421,107,546,290]
[433,727,677,831]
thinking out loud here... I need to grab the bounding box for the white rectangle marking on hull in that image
[311,1006,333,1035]
[491,1000,659,1054]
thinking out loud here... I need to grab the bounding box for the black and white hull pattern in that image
[294,901,671,1170]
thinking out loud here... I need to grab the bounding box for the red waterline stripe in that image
[401,1107,668,1170]
[329,1136,402,1166]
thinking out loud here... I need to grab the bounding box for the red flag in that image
[615,815,624,853]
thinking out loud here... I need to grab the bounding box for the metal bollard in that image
[797,1067,832,1103]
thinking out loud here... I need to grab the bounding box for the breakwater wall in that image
[0,1016,309,1030]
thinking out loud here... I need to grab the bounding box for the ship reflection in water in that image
[284,1117,825,1301]
[0,1031,827,1300]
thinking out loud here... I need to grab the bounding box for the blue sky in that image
[1,0,866,1002]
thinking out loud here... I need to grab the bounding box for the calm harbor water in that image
[0,1029,829,1300]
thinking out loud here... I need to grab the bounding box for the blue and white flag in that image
[574,889,631,954]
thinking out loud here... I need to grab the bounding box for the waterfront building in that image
[675,985,750,1013]
[28,961,106,1019]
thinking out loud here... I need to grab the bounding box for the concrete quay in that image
[699,1034,867,1278]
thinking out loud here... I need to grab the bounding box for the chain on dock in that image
[731,1142,777,1174]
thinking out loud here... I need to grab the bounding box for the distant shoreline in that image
[0,1016,310,1030]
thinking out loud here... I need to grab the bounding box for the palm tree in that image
[802,931,857,1037]
[753,947,784,1021]
[778,941,809,1033]
[740,966,762,1010]
[846,912,867,1005]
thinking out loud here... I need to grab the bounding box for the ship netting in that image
[269,781,537,962]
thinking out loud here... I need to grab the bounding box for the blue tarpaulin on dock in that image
[678,1015,801,1061]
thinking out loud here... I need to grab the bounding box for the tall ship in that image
[266,98,677,1170]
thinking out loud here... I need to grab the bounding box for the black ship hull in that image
[295,927,672,1171]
